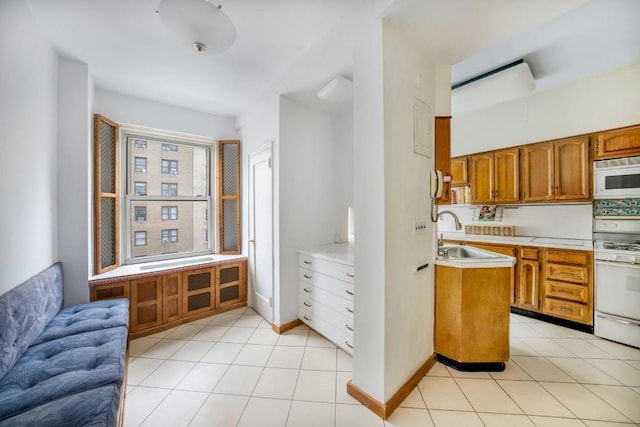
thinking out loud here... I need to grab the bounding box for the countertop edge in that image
[297,243,354,265]
[441,233,593,251]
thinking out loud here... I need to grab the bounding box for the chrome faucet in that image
[436,210,463,231]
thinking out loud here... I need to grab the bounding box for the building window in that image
[134,231,147,246]
[134,139,147,149]
[161,183,178,196]
[134,157,147,173]
[161,159,178,175]
[161,143,178,152]
[162,229,178,244]
[135,206,147,222]
[161,206,178,220]
[134,181,147,196]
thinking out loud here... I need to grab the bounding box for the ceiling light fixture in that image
[157,0,235,54]
[451,59,536,114]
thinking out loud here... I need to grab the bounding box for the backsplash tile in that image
[593,198,640,217]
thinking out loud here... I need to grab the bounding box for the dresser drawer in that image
[545,263,589,284]
[299,267,354,299]
[299,306,353,354]
[299,295,354,334]
[545,250,590,265]
[543,298,591,324]
[298,255,354,284]
[544,280,589,304]
[299,283,353,319]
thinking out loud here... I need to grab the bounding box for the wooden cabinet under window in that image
[516,248,541,312]
[594,124,640,160]
[90,258,248,338]
[469,147,520,204]
[522,136,590,203]
[542,249,592,325]
[130,276,163,332]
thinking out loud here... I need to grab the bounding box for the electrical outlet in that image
[413,218,427,234]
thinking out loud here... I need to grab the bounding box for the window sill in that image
[90,253,247,284]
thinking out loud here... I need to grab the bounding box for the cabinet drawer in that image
[299,306,353,354]
[299,268,354,299]
[299,296,354,335]
[298,255,354,284]
[543,298,591,324]
[299,283,353,319]
[545,250,590,265]
[521,248,539,260]
[545,263,589,284]
[544,280,589,304]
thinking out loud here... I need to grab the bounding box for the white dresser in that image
[297,243,354,354]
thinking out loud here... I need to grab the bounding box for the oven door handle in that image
[597,312,640,327]
[595,260,640,268]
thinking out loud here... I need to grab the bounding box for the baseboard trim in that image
[346,353,437,419]
[271,318,302,334]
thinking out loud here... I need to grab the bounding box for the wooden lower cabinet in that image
[463,242,517,304]
[90,259,248,337]
[130,276,163,332]
[516,248,540,311]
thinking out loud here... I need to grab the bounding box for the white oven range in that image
[593,218,640,348]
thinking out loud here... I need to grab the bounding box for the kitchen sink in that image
[438,245,502,260]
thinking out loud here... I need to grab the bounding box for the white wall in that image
[93,88,238,140]
[452,61,640,156]
[381,20,438,401]
[57,58,92,305]
[0,0,58,296]
[278,96,351,324]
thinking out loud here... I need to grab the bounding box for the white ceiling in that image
[26,0,640,119]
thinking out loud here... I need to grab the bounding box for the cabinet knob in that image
[346,272,355,278]
[304,315,312,321]
[345,324,354,331]
[303,260,312,265]
[303,301,312,307]
[303,274,312,279]
[345,307,354,313]
[344,341,354,349]
[346,289,354,296]
[303,288,312,293]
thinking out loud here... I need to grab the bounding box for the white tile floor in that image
[124,308,640,427]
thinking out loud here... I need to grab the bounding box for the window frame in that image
[161,159,178,175]
[134,231,147,246]
[134,156,147,173]
[161,206,178,220]
[121,128,218,265]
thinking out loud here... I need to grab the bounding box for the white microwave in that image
[594,155,640,199]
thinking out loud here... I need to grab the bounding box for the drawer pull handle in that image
[303,274,312,279]
[345,341,354,349]
[345,324,354,331]
[303,301,312,307]
[304,260,312,265]
[345,290,354,296]
[345,307,354,313]
[303,288,312,293]
[304,315,312,321]
[346,273,355,278]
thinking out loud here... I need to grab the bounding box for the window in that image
[94,116,240,268]
[162,229,178,244]
[161,183,178,196]
[161,206,178,220]
[134,157,147,173]
[134,181,147,196]
[135,206,146,222]
[161,159,178,175]
[134,231,147,246]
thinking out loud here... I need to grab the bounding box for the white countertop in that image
[440,232,593,251]
[297,242,354,265]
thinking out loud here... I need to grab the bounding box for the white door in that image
[248,145,273,323]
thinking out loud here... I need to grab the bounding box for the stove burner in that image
[603,241,640,251]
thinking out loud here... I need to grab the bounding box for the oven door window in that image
[595,261,640,319]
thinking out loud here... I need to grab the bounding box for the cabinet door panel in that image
[470,153,494,204]
[450,156,468,186]
[163,273,182,323]
[545,263,589,284]
[522,143,554,202]
[494,148,520,203]
[518,259,540,311]
[131,276,162,332]
[595,124,640,160]
[544,280,589,304]
[183,268,215,317]
[543,297,590,324]
[555,136,590,201]
[216,262,247,308]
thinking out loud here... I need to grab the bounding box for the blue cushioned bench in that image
[0,263,129,426]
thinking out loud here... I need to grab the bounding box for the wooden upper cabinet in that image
[523,137,590,203]
[434,117,452,205]
[594,124,640,160]
[450,156,469,186]
[494,148,520,203]
[469,148,519,204]
[554,136,590,200]
[469,152,494,204]
[522,142,556,202]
